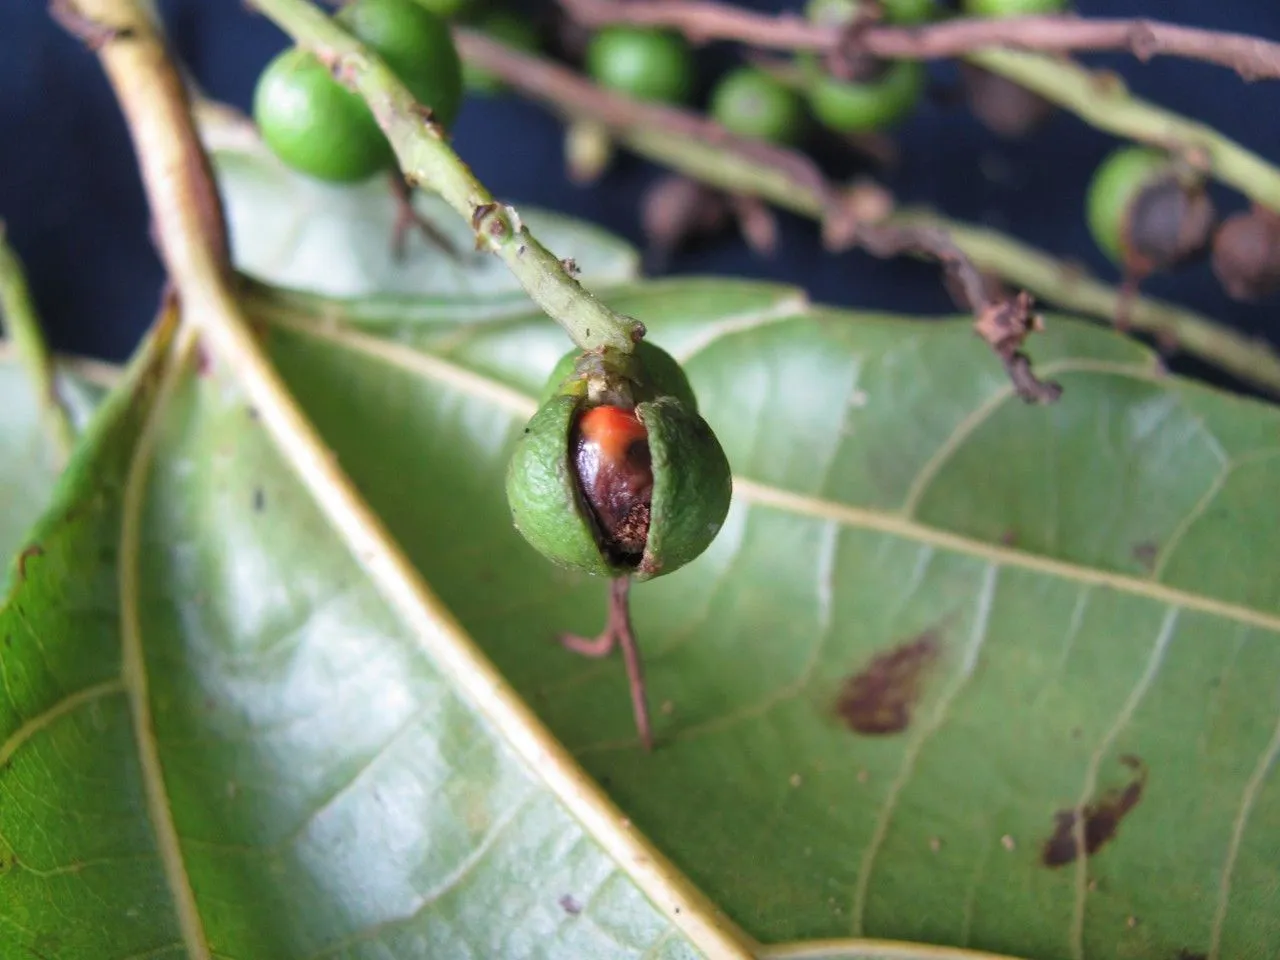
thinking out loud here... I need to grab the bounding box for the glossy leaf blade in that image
[0,326,706,958]
[251,279,1280,960]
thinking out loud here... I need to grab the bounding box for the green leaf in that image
[0,318,713,958]
[246,276,1280,960]
[8,131,1280,960]
[0,345,113,566]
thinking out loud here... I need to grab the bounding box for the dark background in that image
[3,0,1280,394]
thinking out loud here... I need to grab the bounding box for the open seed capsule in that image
[505,342,732,581]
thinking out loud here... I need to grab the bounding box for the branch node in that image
[49,0,135,49]
[974,291,1062,404]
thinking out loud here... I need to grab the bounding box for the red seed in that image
[573,405,653,558]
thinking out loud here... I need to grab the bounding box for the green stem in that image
[455,33,1280,397]
[0,225,76,459]
[250,0,641,355]
[967,49,1280,213]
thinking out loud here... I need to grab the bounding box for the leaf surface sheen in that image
[3,131,1280,960]
[257,277,1280,960]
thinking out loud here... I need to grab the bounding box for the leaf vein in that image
[1208,682,1280,960]
[850,563,999,935]
[1069,607,1179,960]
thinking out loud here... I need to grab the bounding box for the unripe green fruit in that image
[806,0,936,26]
[408,0,473,19]
[463,11,541,95]
[805,58,924,133]
[585,27,695,104]
[507,343,732,581]
[962,0,1067,15]
[1086,145,1216,274]
[253,47,394,183]
[709,67,807,145]
[336,0,464,131]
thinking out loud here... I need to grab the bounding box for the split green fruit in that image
[506,341,733,581]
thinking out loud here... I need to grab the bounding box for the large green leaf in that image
[5,125,1280,960]
[0,319,712,958]
[248,278,1280,960]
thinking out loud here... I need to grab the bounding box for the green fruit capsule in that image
[1086,145,1217,275]
[804,58,924,133]
[253,47,394,183]
[709,67,807,144]
[962,0,1066,16]
[506,343,732,581]
[336,0,464,131]
[585,26,695,104]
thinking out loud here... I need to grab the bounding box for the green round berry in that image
[408,0,475,19]
[1086,146,1174,265]
[962,0,1067,16]
[337,0,464,131]
[806,0,936,25]
[253,46,393,183]
[463,11,541,95]
[585,26,695,104]
[805,58,924,133]
[709,67,807,144]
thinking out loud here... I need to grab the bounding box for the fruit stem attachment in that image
[561,577,653,751]
[0,223,76,461]
[250,0,644,355]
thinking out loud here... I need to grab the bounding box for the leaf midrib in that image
[271,313,1280,637]
[119,329,213,960]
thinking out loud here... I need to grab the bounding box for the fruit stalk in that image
[252,0,645,356]
[0,224,76,460]
[554,0,1280,215]
[456,31,1280,398]
[557,0,1280,82]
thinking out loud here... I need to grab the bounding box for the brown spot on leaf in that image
[836,631,941,735]
[559,894,582,915]
[1042,755,1148,867]
[1132,541,1159,571]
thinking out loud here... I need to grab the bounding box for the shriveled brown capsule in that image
[1211,207,1280,302]
[1086,146,1216,277]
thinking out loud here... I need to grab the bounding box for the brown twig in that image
[558,0,1280,82]
[561,577,653,751]
[457,30,1060,402]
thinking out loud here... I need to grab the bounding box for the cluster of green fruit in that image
[582,0,1068,145]
[253,0,465,183]
[250,0,1074,185]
